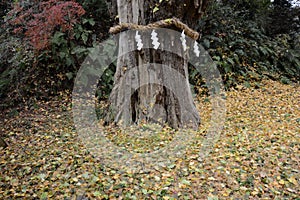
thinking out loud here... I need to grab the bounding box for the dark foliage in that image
[189,0,300,89]
[267,0,300,36]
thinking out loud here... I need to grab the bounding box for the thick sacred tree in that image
[107,0,211,129]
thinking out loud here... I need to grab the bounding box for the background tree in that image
[107,0,211,129]
[267,0,299,36]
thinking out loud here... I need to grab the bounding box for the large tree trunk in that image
[108,0,210,129]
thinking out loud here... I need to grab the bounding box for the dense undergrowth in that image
[0,0,113,108]
[191,0,300,88]
[0,0,299,107]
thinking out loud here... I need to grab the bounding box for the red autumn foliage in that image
[7,0,85,51]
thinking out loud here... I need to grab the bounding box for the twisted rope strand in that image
[109,17,200,40]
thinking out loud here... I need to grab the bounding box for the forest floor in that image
[0,79,299,199]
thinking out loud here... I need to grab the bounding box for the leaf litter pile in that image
[0,80,299,199]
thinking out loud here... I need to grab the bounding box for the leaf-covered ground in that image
[0,80,299,199]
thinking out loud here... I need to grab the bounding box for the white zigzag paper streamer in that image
[135,31,143,50]
[193,41,200,57]
[151,30,160,50]
[180,30,187,51]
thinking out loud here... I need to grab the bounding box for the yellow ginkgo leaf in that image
[288,176,298,185]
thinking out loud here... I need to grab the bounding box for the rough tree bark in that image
[108,0,211,129]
